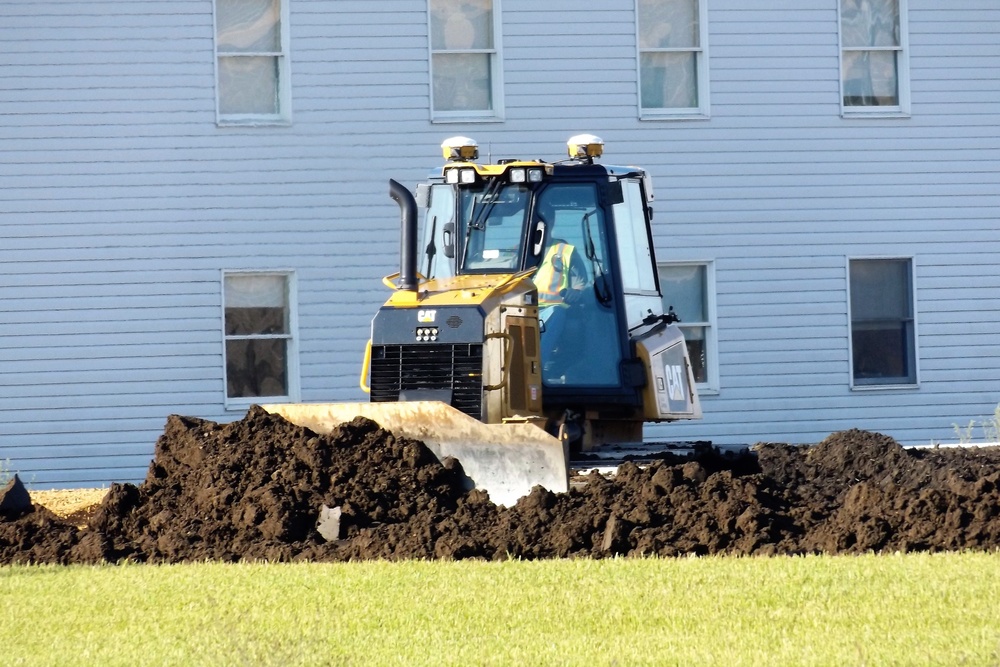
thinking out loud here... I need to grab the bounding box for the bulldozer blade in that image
[261,401,569,507]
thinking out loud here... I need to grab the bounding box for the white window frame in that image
[657,260,719,393]
[428,0,505,123]
[222,270,300,409]
[847,256,919,390]
[214,0,292,126]
[838,0,910,118]
[636,0,710,120]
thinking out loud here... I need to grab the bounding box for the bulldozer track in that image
[571,441,750,468]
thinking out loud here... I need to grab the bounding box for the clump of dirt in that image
[4,408,1000,564]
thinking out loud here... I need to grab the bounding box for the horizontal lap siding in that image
[0,0,408,485]
[649,1,1000,446]
[1,1,998,486]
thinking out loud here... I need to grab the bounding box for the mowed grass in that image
[2,553,999,666]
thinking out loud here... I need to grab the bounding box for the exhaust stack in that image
[389,179,418,292]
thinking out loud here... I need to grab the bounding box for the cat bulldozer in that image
[266,135,701,505]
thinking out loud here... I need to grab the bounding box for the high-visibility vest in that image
[534,242,575,307]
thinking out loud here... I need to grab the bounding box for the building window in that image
[839,0,909,115]
[223,272,298,403]
[658,262,717,391]
[848,258,917,387]
[215,0,290,125]
[637,0,709,118]
[429,0,503,120]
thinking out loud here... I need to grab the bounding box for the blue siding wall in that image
[1,0,998,486]
[649,0,1000,445]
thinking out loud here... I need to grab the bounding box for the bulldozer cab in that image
[419,138,661,402]
[422,137,664,322]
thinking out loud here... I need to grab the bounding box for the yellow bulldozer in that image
[267,135,701,505]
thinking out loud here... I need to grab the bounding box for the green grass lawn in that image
[2,552,999,666]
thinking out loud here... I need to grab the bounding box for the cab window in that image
[460,183,531,272]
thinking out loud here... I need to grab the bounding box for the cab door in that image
[530,182,625,389]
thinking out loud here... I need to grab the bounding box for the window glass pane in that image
[226,339,288,397]
[841,0,899,48]
[225,307,286,336]
[217,0,280,53]
[680,325,707,383]
[639,0,699,49]
[225,273,286,307]
[422,184,457,280]
[535,184,607,284]
[641,52,697,109]
[850,259,910,320]
[460,184,529,272]
[432,53,492,112]
[852,322,913,381]
[430,0,493,50]
[658,264,707,322]
[843,50,898,107]
[225,274,288,334]
[218,56,279,115]
[534,184,622,387]
[613,180,657,294]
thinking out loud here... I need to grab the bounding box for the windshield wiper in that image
[462,178,503,268]
[582,210,612,305]
[468,178,502,231]
[424,214,438,278]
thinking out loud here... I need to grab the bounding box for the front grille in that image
[370,343,484,420]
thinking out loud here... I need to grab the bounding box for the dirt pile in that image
[3,407,1000,564]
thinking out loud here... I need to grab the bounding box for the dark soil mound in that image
[4,408,1000,564]
[0,507,81,565]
